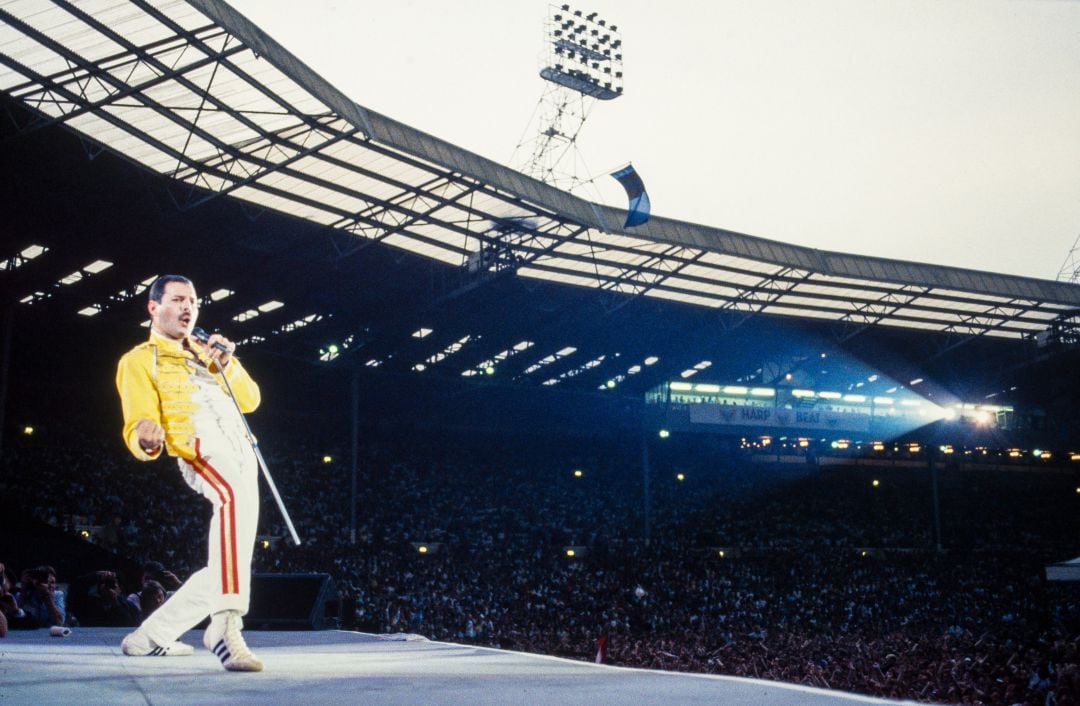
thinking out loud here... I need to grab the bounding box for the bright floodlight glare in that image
[658,429,670,439]
[322,455,332,464]
[573,469,583,477]
[23,425,33,435]
[566,549,575,557]
[418,545,428,554]
[676,473,685,481]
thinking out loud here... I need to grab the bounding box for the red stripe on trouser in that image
[191,440,239,595]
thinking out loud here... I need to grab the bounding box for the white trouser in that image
[140,434,259,647]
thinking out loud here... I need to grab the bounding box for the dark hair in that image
[148,275,193,303]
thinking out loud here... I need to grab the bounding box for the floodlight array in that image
[541,4,624,100]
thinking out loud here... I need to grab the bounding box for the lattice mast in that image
[512,4,624,190]
[1057,232,1080,283]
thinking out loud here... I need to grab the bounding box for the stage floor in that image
[0,628,923,705]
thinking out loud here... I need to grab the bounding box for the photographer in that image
[74,570,138,627]
[15,566,66,628]
[126,560,181,616]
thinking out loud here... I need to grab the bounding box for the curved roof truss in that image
[2,0,1078,341]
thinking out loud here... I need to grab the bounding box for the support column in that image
[350,368,359,545]
[0,305,13,461]
[642,430,651,547]
[929,446,943,551]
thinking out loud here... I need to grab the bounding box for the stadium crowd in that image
[2,424,1079,705]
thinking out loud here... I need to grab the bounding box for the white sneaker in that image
[121,630,194,656]
[203,610,263,672]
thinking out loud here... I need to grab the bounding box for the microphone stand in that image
[197,330,302,546]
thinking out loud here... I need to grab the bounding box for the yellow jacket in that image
[116,330,260,462]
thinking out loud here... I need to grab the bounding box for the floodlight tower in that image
[512,4,624,190]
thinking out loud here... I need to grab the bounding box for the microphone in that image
[192,326,229,353]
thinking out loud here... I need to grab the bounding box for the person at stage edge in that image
[115,274,264,672]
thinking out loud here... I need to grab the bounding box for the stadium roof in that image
[2,0,1078,346]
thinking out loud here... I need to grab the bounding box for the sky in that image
[228,0,1080,281]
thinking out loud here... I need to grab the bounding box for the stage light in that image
[323,455,332,464]
[485,366,495,375]
[261,540,270,549]
[872,442,885,452]
[676,473,685,481]
[418,545,428,554]
[872,479,880,487]
[566,548,576,557]
[573,469,583,478]
[23,425,33,435]
[80,530,90,538]
[658,429,670,439]
[718,550,725,558]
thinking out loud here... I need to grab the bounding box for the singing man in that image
[115,274,263,671]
